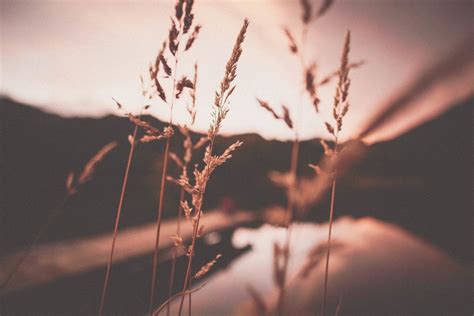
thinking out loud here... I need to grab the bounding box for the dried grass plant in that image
[99,82,176,314]
[165,63,207,316]
[1,141,117,292]
[99,1,201,313]
[254,1,363,315]
[143,1,203,313]
[98,105,146,315]
[255,0,339,314]
[309,30,353,316]
[165,19,249,316]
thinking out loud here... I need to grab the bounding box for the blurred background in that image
[0,0,472,315]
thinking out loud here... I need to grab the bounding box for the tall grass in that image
[98,3,201,314]
[147,1,201,313]
[255,0,337,313]
[310,30,353,316]
[310,31,354,315]
[166,63,204,316]
[98,122,140,316]
[170,19,249,316]
[255,2,363,314]
[98,95,178,315]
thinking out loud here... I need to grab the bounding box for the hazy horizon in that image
[1,0,472,141]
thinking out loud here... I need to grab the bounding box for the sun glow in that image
[1,0,471,141]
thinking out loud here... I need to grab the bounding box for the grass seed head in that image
[193,254,222,279]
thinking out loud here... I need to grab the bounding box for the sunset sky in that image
[1,0,472,141]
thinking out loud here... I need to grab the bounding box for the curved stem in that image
[99,123,139,316]
[152,281,207,316]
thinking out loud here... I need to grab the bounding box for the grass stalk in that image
[176,19,249,316]
[166,187,185,316]
[99,124,139,316]
[317,29,352,315]
[167,62,200,316]
[149,55,179,313]
[276,139,299,316]
[149,135,172,314]
[177,135,216,315]
[322,176,336,316]
[148,2,201,311]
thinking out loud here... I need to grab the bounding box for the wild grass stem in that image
[99,126,139,316]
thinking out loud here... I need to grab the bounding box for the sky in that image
[1,0,472,141]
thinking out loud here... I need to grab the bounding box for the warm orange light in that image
[1,0,472,142]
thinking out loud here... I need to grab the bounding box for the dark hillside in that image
[1,97,471,262]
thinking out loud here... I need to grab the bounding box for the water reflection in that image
[171,220,350,315]
[1,217,468,315]
[170,217,468,316]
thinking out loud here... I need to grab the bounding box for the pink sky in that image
[1,0,472,141]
